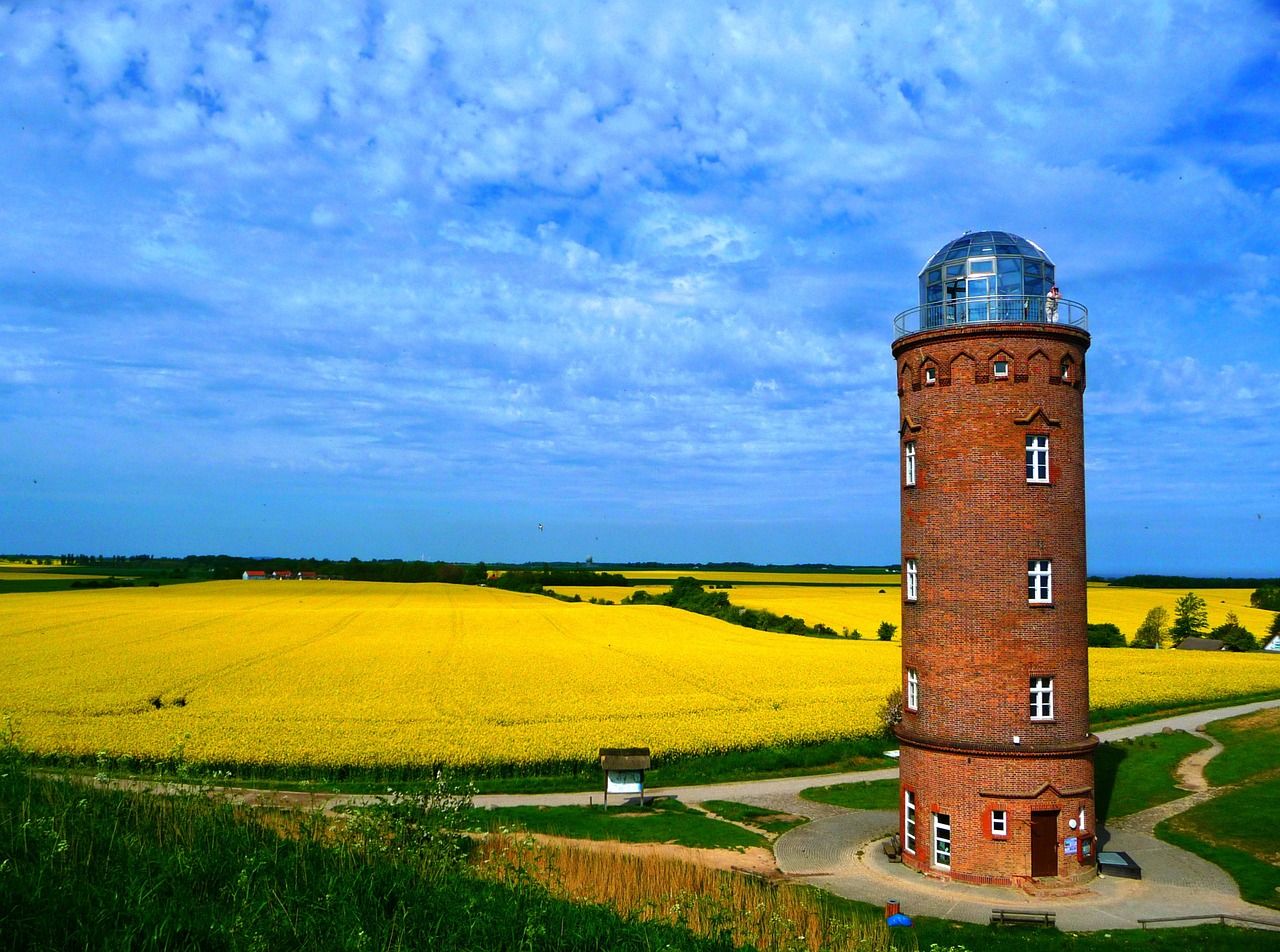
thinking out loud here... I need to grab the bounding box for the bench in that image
[990,909,1055,927]
[882,833,902,863]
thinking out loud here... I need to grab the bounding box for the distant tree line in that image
[1107,574,1280,590]
[486,569,630,594]
[622,576,895,641]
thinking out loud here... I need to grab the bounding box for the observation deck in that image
[893,294,1088,340]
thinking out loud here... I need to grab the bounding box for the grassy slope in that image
[698,799,808,834]
[1154,707,1280,910]
[800,777,899,811]
[0,765,746,952]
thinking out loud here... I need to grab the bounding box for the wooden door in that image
[1030,811,1058,877]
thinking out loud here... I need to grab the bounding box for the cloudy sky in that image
[2,1,1278,574]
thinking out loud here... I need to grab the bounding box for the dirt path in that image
[1110,725,1225,836]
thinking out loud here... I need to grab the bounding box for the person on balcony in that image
[1046,285,1062,322]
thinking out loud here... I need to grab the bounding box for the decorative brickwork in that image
[891,321,1097,885]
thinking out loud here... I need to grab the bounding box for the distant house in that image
[1175,637,1225,651]
[1263,634,1280,653]
[271,570,294,580]
[298,571,317,580]
[243,570,267,581]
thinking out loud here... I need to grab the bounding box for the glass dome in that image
[918,230,1056,311]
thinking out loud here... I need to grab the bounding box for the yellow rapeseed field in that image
[0,581,898,770]
[2,580,1277,771]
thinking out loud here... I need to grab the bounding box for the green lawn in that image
[1203,705,1280,786]
[698,799,808,835]
[1094,730,1212,822]
[468,799,769,850]
[1150,706,1280,910]
[799,777,899,810]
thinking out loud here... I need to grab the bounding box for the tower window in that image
[991,809,1008,838]
[1061,358,1072,380]
[925,367,937,385]
[1028,560,1052,603]
[904,441,917,487]
[1026,435,1049,483]
[993,360,1009,378]
[906,667,919,711]
[1030,676,1054,720]
[933,813,952,869]
[904,790,916,854]
[905,559,918,602]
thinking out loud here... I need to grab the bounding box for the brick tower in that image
[891,231,1096,885]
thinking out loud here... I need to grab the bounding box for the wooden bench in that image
[882,833,902,863]
[990,909,1055,927]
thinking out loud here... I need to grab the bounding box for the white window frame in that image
[905,559,918,602]
[906,668,919,711]
[993,359,1009,378]
[932,813,951,869]
[1026,435,1049,483]
[904,441,917,487]
[991,809,1008,837]
[925,366,937,384]
[1028,559,1052,603]
[1031,676,1054,720]
[904,790,916,854]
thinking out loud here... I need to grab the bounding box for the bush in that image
[876,621,897,641]
[1088,622,1126,647]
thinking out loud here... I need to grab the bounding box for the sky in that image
[2,1,1279,575]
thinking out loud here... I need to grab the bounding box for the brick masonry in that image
[891,322,1097,885]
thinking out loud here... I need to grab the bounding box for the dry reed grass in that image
[472,833,900,952]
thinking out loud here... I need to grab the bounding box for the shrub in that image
[876,621,897,641]
[1088,622,1126,648]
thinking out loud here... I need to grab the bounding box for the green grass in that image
[469,798,769,850]
[698,799,808,834]
[1093,730,1211,822]
[800,777,899,810]
[1203,706,1280,786]
[0,761,744,951]
[1149,706,1280,910]
[1157,777,1280,909]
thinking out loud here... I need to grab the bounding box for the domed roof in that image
[921,231,1053,275]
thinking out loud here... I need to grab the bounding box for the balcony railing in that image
[893,295,1088,340]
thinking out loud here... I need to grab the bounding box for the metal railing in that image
[1137,914,1280,931]
[893,294,1088,340]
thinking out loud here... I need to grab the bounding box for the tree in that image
[877,621,897,641]
[1171,592,1208,641]
[1087,623,1125,648]
[1211,612,1258,652]
[1131,606,1169,649]
[1251,586,1280,612]
[1271,612,1280,639]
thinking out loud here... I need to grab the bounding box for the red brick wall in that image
[892,323,1096,884]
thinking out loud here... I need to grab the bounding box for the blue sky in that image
[2,1,1278,574]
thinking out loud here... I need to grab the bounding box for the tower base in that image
[897,736,1098,886]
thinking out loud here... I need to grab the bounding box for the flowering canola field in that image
[2,580,1278,772]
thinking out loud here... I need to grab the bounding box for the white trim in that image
[905,559,918,602]
[1026,434,1049,483]
[932,813,952,869]
[904,441,917,487]
[1028,559,1052,603]
[906,667,919,711]
[993,359,1009,378]
[991,809,1007,837]
[1031,676,1054,720]
[904,790,916,854]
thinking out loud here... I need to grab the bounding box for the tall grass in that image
[473,834,905,952]
[0,752,767,951]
